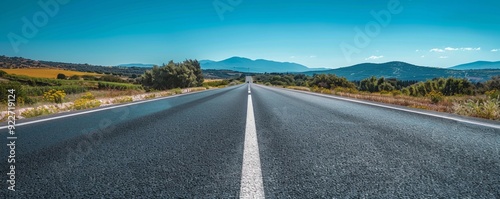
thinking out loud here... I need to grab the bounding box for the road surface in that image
[1,78,499,198]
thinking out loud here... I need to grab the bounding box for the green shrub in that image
[453,98,499,120]
[22,107,55,118]
[98,82,142,90]
[485,90,500,99]
[203,80,229,87]
[73,99,101,110]
[43,89,66,104]
[391,90,402,96]
[172,88,182,94]
[0,82,29,105]
[81,92,96,100]
[69,75,81,80]
[81,75,98,81]
[99,75,127,83]
[25,85,88,96]
[112,96,133,104]
[427,91,444,104]
[57,73,66,79]
[380,90,390,95]
[482,99,500,119]
[401,88,410,96]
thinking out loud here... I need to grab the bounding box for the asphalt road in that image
[1,79,500,198]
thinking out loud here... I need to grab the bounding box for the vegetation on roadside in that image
[21,106,57,118]
[43,89,66,104]
[255,73,500,120]
[112,96,133,104]
[0,59,250,121]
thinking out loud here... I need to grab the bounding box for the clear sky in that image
[1,0,499,68]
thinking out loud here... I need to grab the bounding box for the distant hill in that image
[200,57,329,73]
[118,63,156,68]
[449,61,500,70]
[2,55,499,81]
[0,55,148,77]
[304,61,500,82]
[0,55,242,79]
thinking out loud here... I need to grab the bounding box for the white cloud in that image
[289,56,296,59]
[415,50,420,52]
[461,47,481,51]
[421,55,425,58]
[439,56,448,59]
[365,55,384,60]
[309,55,317,58]
[430,48,445,52]
[492,49,499,52]
[431,47,481,53]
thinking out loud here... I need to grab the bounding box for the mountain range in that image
[1,55,499,82]
[199,57,329,73]
[303,62,500,81]
[197,57,500,81]
[118,63,156,68]
[448,61,500,70]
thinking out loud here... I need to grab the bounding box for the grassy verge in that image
[285,85,499,121]
[0,86,212,121]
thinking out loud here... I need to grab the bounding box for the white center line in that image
[240,86,265,199]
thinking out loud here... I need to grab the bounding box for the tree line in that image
[253,73,500,96]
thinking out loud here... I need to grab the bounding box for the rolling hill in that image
[304,61,500,82]
[2,55,499,82]
[449,61,500,70]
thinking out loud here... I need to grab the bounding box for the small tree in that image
[378,82,395,91]
[427,90,444,104]
[56,73,66,79]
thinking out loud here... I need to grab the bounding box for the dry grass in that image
[452,97,500,120]
[186,87,207,92]
[90,90,145,98]
[287,86,311,91]
[2,68,102,79]
[204,79,224,82]
[321,90,499,120]
[284,85,472,114]
[334,92,452,112]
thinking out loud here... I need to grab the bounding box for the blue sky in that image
[1,0,499,68]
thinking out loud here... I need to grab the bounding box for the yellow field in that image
[1,68,102,79]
